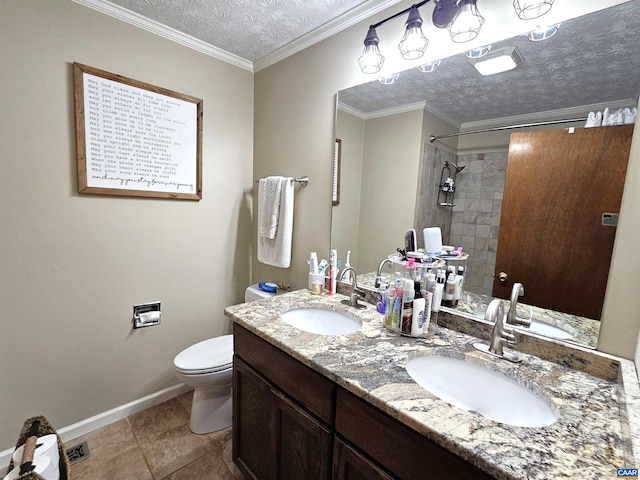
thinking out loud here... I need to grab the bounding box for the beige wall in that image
[254,4,640,358]
[599,109,640,357]
[357,110,424,274]
[333,110,365,269]
[0,0,253,450]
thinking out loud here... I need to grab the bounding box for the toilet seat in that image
[174,335,233,375]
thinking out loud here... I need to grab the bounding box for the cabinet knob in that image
[498,272,508,283]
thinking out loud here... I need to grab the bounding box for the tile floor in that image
[3,391,244,480]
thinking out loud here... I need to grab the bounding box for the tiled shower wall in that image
[415,144,455,245]
[416,146,508,297]
[450,151,508,296]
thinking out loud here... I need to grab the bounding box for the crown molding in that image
[71,0,254,72]
[337,101,367,119]
[459,99,638,132]
[253,0,402,72]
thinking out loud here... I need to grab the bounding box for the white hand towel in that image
[584,111,602,128]
[258,178,294,268]
[258,176,284,239]
[624,107,637,125]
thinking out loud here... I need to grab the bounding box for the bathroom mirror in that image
[332,2,640,349]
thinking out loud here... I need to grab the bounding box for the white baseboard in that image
[0,383,191,469]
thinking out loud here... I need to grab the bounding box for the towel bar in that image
[255,176,309,187]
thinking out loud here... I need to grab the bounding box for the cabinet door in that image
[270,388,332,480]
[333,437,395,480]
[233,356,271,480]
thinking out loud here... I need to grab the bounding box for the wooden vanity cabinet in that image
[233,325,334,480]
[335,387,495,480]
[333,437,395,480]
[233,324,497,480]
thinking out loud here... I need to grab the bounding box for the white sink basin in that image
[406,356,557,428]
[527,319,574,340]
[280,308,362,335]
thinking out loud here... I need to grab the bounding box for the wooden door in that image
[493,125,633,319]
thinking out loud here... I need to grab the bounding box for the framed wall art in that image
[73,62,203,200]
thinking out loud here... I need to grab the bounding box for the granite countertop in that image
[224,289,640,480]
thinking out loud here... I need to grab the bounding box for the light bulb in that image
[358,27,384,74]
[398,6,428,60]
[448,0,485,43]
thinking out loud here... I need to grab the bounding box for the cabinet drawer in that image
[335,387,496,480]
[234,324,335,424]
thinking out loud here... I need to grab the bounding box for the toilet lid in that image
[174,335,233,374]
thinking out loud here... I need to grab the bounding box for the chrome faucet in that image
[473,298,521,363]
[374,258,392,288]
[339,267,367,309]
[506,282,531,327]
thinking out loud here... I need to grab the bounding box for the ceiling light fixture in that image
[470,46,524,76]
[527,23,560,41]
[465,44,491,59]
[417,60,441,73]
[378,72,400,85]
[358,0,486,74]
[513,0,555,20]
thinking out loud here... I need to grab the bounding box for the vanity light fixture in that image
[358,0,486,74]
[471,46,524,76]
[447,0,485,43]
[399,6,429,60]
[527,23,560,41]
[465,44,491,59]
[513,0,555,20]
[358,27,385,74]
[417,59,441,73]
[378,72,400,84]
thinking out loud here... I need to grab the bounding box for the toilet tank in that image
[245,284,276,302]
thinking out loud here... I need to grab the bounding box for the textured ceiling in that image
[105,0,373,62]
[338,1,640,124]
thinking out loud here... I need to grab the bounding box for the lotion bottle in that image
[411,297,426,336]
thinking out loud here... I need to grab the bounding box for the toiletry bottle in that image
[392,279,404,331]
[309,252,318,274]
[329,249,338,295]
[420,282,433,334]
[407,258,416,281]
[432,271,445,313]
[376,278,387,314]
[343,250,352,282]
[401,278,415,335]
[452,266,464,306]
[425,272,436,308]
[411,297,426,337]
[384,283,395,328]
[444,272,456,306]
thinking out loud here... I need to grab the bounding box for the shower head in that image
[445,161,466,173]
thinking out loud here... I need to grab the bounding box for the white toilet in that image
[173,284,275,434]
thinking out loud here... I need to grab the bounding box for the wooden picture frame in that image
[73,62,203,200]
[333,138,342,206]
